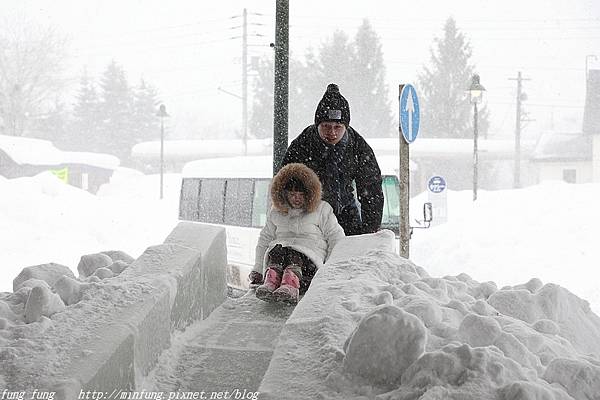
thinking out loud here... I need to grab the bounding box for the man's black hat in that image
[314,83,350,127]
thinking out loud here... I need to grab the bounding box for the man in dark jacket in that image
[282,83,384,236]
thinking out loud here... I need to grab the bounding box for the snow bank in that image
[0,170,180,293]
[259,232,600,400]
[411,180,600,316]
[0,222,227,396]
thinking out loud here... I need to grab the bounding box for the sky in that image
[2,0,600,140]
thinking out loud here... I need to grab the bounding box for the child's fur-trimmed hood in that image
[271,163,322,213]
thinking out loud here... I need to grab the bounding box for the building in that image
[531,69,600,183]
[0,135,119,193]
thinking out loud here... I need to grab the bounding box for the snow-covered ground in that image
[2,170,600,397]
[0,169,180,293]
[263,231,600,399]
[411,181,600,316]
[1,171,598,316]
[141,230,600,399]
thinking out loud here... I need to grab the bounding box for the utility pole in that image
[272,0,289,176]
[242,8,248,155]
[509,71,530,189]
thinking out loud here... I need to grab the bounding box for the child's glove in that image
[249,271,263,285]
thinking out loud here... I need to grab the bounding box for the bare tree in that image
[0,15,67,137]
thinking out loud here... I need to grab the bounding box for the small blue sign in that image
[400,84,420,144]
[428,176,446,193]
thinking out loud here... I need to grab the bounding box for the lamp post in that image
[468,74,486,201]
[157,104,169,200]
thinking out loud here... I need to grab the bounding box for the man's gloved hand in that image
[249,271,263,285]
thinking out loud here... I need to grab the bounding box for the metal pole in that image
[473,102,478,201]
[399,85,410,258]
[160,116,164,200]
[509,71,529,188]
[242,8,248,155]
[273,0,289,176]
[514,71,522,189]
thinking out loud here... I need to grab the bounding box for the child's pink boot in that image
[255,267,282,302]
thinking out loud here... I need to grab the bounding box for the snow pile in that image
[1,251,134,327]
[0,170,179,292]
[0,250,139,389]
[266,234,600,400]
[411,180,600,316]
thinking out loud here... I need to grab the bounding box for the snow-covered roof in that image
[366,137,536,160]
[60,151,120,170]
[132,137,535,163]
[181,155,417,179]
[530,132,592,162]
[131,138,272,160]
[182,155,275,178]
[0,134,120,170]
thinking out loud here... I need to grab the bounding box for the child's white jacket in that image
[253,163,345,274]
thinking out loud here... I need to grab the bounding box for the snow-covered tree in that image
[97,60,134,160]
[348,20,394,137]
[250,19,394,139]
[68,70,101,150]
[132,78,161,143]
[418,17,489,138]
[249,57,274,139]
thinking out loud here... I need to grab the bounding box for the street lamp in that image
[157,104,170,200]
[468,74,486,201]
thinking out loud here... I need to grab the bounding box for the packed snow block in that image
[12,262,75,292]
[45,281,170,395]
[53,275,87,305]
[162,221,228,327]
[0,279,168,396]
[101,249,135,264]
[23,285,65,323]
[77,253,113,278]
[258,235,425,400]
[326,229,396,265]
[58,324,137,395]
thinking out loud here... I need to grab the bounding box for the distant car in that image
[178,155,401,290]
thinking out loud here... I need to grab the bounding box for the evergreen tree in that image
[249,57,274,139]
[250,55,315,139]
[132,78,160,143]
[314,31,354,85]
[250,19,394,139]
[349,20,394,137]
[417,17,489,138]
[98,60,134,161]
[69,69,101,150]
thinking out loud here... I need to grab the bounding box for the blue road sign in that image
[428,176,447,193]
[400,84,420,144]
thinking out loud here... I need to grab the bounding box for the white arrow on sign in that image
[405,87,415,141]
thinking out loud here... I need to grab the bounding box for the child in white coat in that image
[249,163,345,304]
